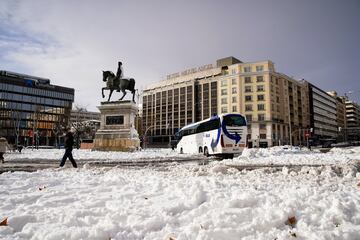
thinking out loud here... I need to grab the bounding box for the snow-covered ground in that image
[1,147,360,240]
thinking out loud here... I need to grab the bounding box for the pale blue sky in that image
[1,0,359,110]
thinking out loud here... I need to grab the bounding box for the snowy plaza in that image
[0,147,360,240]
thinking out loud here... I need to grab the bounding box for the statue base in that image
[93,100,140,152]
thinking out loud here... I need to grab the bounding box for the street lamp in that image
[143,125,153,150]
[288,88,292,146]
[166,122,171,147]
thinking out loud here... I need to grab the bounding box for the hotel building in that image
[142,57,310,147]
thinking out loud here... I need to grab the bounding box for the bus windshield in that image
[223,115,247,127]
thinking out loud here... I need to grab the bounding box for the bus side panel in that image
[203,129,220,154]
[177,133,204,154]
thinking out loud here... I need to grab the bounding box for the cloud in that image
[1,0,359,109]
[0,1,140,110]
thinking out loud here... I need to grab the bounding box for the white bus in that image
[175,113,247,158]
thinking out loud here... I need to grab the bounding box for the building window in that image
[258,104,265,110]
[258,114,265,121]
[260,134,267,139]
[246,115,252,122]
[256,66,264,72]
[245,76,252,83]
[245,86,252,93]
[276,96,280,103]
[232,78,237,85]
[232,106,237,112]
[232,87,237,94]
[257,85,264,92]
[245,95,252,102]
[221,80,228,87]
[221,98,227,104]
[221,107,228,113]
[245,104,253,111]
[260,124,266,130]
[231,69,236,74]
[232,96,237,103]
[244,66,251,72]
[256,76,264,82]
[221,89,228,95]
[257,95,265,101]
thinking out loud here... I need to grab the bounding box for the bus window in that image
[223,115,246,127]
[197,118,220,133]
[175,131,182,140]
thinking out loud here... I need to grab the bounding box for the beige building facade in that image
[327,91,347,132]
[142,57,310,147]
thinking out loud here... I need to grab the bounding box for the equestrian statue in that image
[102,61,137,102]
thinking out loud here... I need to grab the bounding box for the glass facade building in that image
[0,71,74,146]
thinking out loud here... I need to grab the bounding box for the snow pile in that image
[233,146,360,166]
[329,147,360,155]
[241,146,304,158]
[0,162,360,239]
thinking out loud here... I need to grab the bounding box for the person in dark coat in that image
[0,137,10,163]
[59,129,77,168]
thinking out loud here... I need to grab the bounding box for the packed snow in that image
[1,147,360,240]
[4,148,183,162]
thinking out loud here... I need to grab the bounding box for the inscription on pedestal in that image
[106,115,124,125]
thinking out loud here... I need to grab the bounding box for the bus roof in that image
[179,113,245,131]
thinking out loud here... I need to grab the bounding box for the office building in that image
[302,82,338,142]
[344,99,360,141]
[0,70,74,146]
[345,100,360,128]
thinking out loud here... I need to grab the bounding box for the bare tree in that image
[71,104,100,149]
[52,115,66,149]
[10,106,22,148]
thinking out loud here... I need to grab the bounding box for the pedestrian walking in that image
[59,129,77,168]
[0,137,10,163]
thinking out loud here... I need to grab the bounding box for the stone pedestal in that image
[93,101,140,151]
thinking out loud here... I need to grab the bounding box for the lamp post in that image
[288,88,292,146]
[143,125,153,150]
[166,122,171,147]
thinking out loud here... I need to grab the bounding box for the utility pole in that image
[143,126,153,149]
[288,88,292,146]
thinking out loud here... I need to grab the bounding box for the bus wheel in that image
[180,148,183,154]
[199,147,203,153]
[204,147,209,157]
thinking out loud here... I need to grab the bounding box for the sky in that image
[0,0,359,111]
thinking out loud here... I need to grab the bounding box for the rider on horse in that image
[115,62,123,92]
[102,61,137,102]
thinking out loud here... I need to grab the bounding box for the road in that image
[2,154,359,174]
[0,156,210,173]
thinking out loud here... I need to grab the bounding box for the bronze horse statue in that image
[101,71,136,102]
